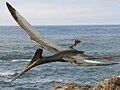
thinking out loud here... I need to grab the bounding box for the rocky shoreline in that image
[52,76,120,90]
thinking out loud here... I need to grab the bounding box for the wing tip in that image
[6,2,15,11]
[6,2,19,22]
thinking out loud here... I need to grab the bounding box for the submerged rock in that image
[52,76,120,90]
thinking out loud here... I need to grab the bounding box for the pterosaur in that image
[6,2,116,82]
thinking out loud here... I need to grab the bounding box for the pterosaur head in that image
[11,49,43,82]
[34,49,43,58]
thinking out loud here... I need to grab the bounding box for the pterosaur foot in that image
[74,39,81,46]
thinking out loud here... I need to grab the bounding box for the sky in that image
[0,0,120,25]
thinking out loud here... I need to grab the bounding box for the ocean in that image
[0,25,120,90]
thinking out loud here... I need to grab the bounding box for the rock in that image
[52,83,92,90]
[51,76,120,90]
[93,76,120,90]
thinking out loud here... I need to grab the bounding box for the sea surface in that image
[0,25,120,90]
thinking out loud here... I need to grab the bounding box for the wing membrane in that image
[6,2,61,54]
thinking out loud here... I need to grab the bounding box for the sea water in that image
[0,25,120,90]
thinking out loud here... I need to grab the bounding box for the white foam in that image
[0,70,14,76]
[12,59,19,62]
[12,59,31,62]
[118,75,120,77]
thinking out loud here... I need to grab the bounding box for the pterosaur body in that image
[6,2,116,82]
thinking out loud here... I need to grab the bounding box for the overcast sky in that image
[0,0,120,25]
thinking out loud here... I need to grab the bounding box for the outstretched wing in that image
[6,2,61,54]
[6,2,113,66]
[6,2,86,63]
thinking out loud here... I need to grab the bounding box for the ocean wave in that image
[0,70,15,76]
[11,59,31,62]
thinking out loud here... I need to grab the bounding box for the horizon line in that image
[0,24,120,26]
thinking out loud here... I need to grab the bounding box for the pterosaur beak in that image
[11,49,43,82]
[11,60,39,82]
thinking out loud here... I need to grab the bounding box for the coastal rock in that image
[93,76,120,90]
[52,83,92,90]
[52,76,120,90]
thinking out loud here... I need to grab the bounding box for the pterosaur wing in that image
[6,2,113,65]
[6,2,61,54]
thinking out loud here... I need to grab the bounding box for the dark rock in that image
[52,76,120,90]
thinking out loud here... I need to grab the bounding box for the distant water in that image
[0,25,120,90]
